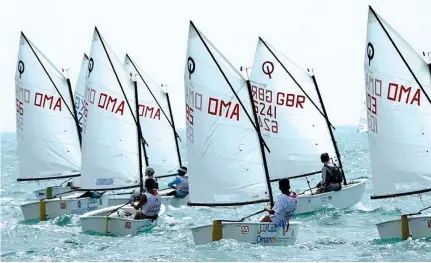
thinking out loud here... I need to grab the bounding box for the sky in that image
[1,0,430,132]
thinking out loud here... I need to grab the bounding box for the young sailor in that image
[315,152,343,194]
[261,178,297,228]
[144,166,159,190]
[132,178,161,220]
[164,166,189,198]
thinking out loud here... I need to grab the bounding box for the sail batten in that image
[365,7,431,198]
[185,22,270,206]
[15,33,81,181]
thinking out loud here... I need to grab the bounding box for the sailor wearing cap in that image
[165,166,189,198]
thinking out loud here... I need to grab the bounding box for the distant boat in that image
[184,21,300,246]
[365,6,431,240]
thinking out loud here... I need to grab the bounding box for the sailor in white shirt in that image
[261,178,297,228]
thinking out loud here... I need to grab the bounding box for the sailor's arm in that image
[132,194,147,210]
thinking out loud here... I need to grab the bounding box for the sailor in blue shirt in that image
[165,166,189,198]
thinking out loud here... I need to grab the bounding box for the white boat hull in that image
[295,178,367,214]
[80,204,166,235]
[376,214,431,240]
[21,194,109,221]
[33,186,73,200]
[191,221,300,246]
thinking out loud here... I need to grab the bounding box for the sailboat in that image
[184,21,299,246]
[79,27,165,235]
[31,53,90,200]
[249,37,367,215]
[365,6,431,240]
[107,54,187,207]
[15,32,106,221]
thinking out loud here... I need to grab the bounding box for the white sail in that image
[358,101,368,132]
[365,7,431,197]
[185,22,269,205]
[73,54,89,130]
[249,39,338,181]
[80,28,140,190]
[15,33,81,180]
[124,55,180,175]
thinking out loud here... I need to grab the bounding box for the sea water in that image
[1,127,430,262]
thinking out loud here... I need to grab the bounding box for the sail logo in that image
[88,58,94,77]
[187,57,195,79]
[241,226,249,234]
[60,203,66,209]
[262,61,274,79]
[17,60,25,78]
[428,220,431,228]
[367,42,374,66]
[124,221,132,229]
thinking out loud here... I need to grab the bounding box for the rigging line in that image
[419,193,425,207]
[419,204,431,213]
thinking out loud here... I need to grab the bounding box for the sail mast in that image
[246,80,274,207]
[133,78,145,193]
[310,73,346,185]
[369,6,431,106]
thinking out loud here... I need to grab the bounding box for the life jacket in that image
[141,190,161,217]
[175,176,189,197]
[324,164,343,184]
